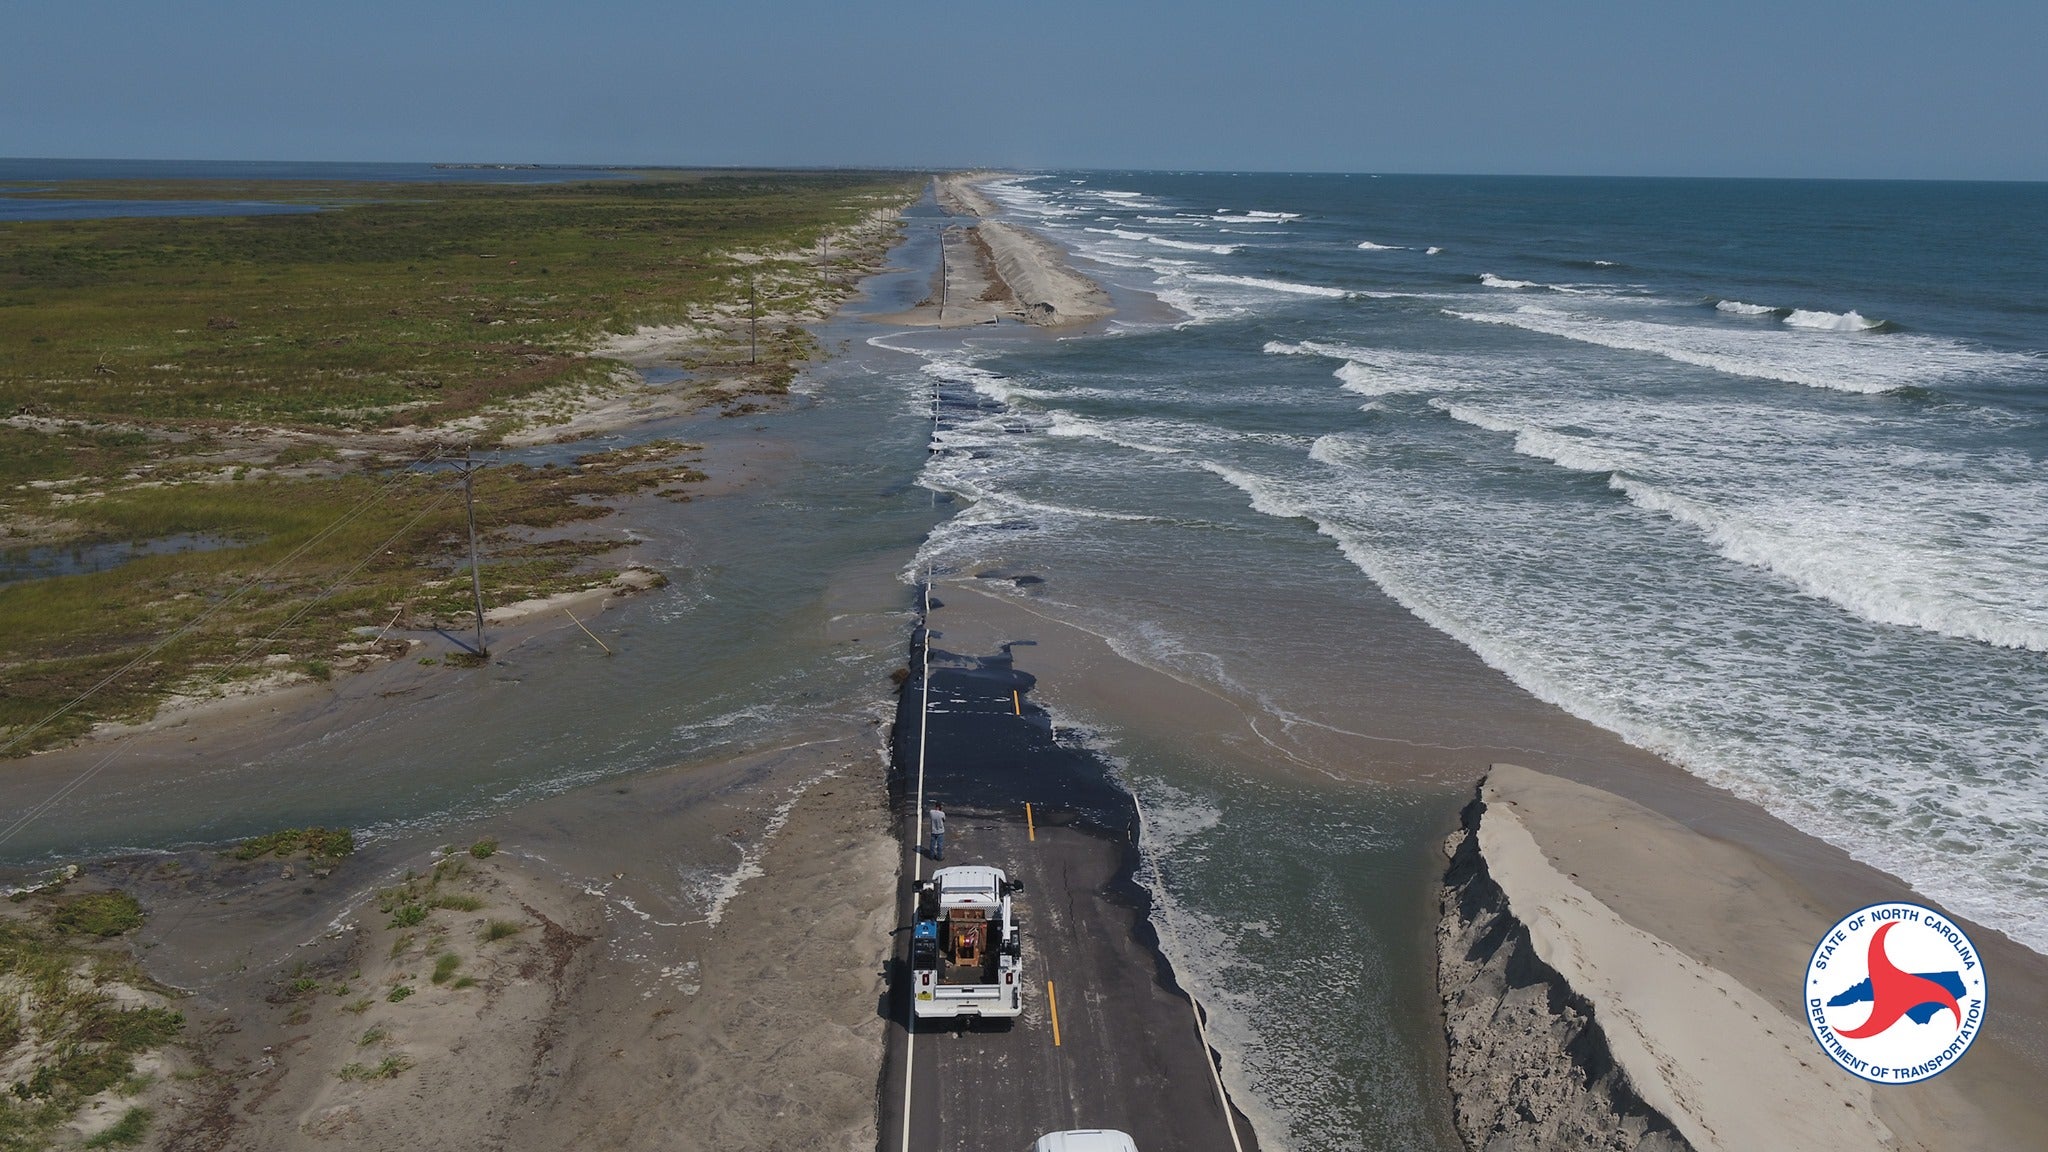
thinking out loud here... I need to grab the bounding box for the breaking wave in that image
[1424,397,2048,652]
[1717,299,1894,332]
[1446,304,2029,394]
[1150,236,1244,255]
[1715,299,1782,316]
[1085,226,1241,255]
[1183,273,1349,298]
[1784,308,1889,332]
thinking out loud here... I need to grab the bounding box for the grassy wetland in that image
[1,170,921,752]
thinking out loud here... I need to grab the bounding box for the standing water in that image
[10,175,2045,1152]
[878,172,2047,1149]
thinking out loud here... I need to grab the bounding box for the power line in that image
[204,487,458,688]
[0,447,446,757]
[0,474,461,852]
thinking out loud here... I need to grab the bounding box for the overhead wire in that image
[0,450,465,849]
[0,446,447,757]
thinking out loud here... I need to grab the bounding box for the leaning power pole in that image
[451,457,489,659]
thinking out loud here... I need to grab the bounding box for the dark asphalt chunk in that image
[891,636,1132,836]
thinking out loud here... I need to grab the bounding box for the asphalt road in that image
[880,607,1256,1152]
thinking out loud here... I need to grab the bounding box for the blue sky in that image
[4,1,2044,179]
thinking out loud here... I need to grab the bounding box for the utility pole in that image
[451,457,489,659]
[749,272,758,365]
[938,229,947,325]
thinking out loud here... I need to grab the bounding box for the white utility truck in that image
[910,865,1024,1020]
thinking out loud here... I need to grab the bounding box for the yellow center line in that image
[1012,689,1022,716]
[1026,802,1036,841]
[1047,978,1063,1047]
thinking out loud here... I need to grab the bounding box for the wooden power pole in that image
[452,458,489,659]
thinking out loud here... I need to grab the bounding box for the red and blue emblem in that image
[1805,901,1986,1084]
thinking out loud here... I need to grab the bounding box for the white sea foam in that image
[1717,300,1890,331]
[1046,411,1186,454]
[1148,236,1243,254]
[1355,240,1403,251]
[977,176,1095,220]
[1431,399,1646,477]
[679,768,840,927]
[1153,275,1353,326]
[1479,273,1540,289]
[1187,444,2048,953]
[1183,273,1349,298]
[1423,392,2048,652]
[1264,339,1361,358]
[1307,434,1365,470]
[1196,461,1303,519]
[1265,339,1515,396]
[1425,246,1443,255]
[1114,775,1293,1152]
[1084,226,1241,255]
[1784,308,1886,331]
[1446,302,2032,393]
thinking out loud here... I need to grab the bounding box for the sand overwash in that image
[887,172,1114,329]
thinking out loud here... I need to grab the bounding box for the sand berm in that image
[1440,764,2048,1151]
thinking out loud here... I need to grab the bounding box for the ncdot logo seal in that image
[1805,901,1986,1084]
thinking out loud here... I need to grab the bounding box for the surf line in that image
[899,574,933,1152]
[1130,785,1246,1152]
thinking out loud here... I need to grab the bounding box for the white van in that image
[1031,1130,1139,1152]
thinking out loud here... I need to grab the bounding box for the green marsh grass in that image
[430,954,461,985]
[0,173,920,434]
[0,896,183,1147]
[0,171,919,754]
[82,1106,152,1148]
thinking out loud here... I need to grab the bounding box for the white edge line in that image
[1133,784,1245,1152]
[900,575,931,1152]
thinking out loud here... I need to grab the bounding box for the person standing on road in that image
[929,802,946,861]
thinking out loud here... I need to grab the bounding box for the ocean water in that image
[891,173,2048,949]
[877,173,2048,1148]
[10,174,2045,1151]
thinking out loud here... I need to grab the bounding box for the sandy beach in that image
[907,567,2048,1150]
[878,174,1113,330]
[9,172,2045,1152]
[61,730,892,1152]
[1443,765,2048,1151]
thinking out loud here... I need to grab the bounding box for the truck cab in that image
[910,865,1024,1020]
